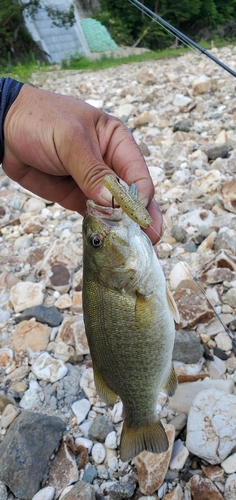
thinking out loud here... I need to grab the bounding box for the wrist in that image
[0,78,24,164]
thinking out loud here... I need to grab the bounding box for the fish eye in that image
[90,233,103,249]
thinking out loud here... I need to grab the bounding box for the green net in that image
[81,18,119,52]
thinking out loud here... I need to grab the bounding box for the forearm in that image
[0,78,24,164]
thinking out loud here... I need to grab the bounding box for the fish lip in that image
[86,200,123,223]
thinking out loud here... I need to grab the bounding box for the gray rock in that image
[171,226,187,243]
[0,410,65,499]
[88,415,113,442]
[213,346,229,360]
[173,120,192,133]
[170,413,187,437]
[56,364,82,407]
[184,242,197,253]
[62,481,95,500]
[206,145,228,160]
[83,465,98,484]
[106,475,136,500]
[223,288,236,308]
[173,330,204,364]
[224,473,236,500]
[97,465,109,480]
[0,482,7,500]
[209,112,222,119]
[214,232,236,254]
[50,396,58,411]
[17,305,63,327]
[0,309,11,323]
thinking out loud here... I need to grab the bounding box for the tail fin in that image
[120,418,169,462]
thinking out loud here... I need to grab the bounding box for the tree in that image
[0,0,75,65]
[94,0,236,49]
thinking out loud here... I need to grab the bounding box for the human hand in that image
[3,84,162,243]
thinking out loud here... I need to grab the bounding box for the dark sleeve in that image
[0,78,24,164]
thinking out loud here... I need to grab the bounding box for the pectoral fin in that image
[166,285,180,323]
[162,364,178,397]
[93,365,118,407]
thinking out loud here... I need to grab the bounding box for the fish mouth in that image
[86,200,124,225]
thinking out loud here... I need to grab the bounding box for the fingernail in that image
[100,185,112,204]
[138,194,149,207]
[100,185,120,207]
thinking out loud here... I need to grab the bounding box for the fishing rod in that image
[128,0,236,78]
[126,0,236,348]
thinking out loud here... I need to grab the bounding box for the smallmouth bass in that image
[82,178,179,461]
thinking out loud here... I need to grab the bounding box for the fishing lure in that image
[103,174,153,228]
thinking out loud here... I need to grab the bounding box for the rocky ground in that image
[1,46,236,500]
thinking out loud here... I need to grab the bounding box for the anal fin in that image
[93,365,118,407]
[120,418,169,462]
[162,364,178,397]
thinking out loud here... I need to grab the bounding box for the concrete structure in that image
[23,0,90,62]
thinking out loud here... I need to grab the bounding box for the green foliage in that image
[0,0,75,65]
[95,0,236,49]
[2,0,236,70]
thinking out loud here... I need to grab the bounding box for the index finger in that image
[97,116,155,206]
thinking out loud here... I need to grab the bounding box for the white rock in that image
[32,486,55,500]
[116,103,135,118]
[32,352,68,383]
[80,368,96,403]
[157,482,167,499]
[54,294,72,309]
[215,130,227,145]
[206,355,226,379]
[169,439,189,471]
[169,379,234,414]
[107,456,118,471]
[105,431,117,449]
[215,332,232,351]
[24,197,46,214]
[192,75,211,94]
[1,404,20,428]
[178,208,214,230]
[169,261,192,290]
[186,389,236,464]
[100,481,116,493]
[171,170,189,185]
[19,388,42,409]
[110,400,123,423]
[72,398,90,424]
[221,453,236,474]
[148,166,165,185]
[10,281,44,313]
[191,170,222,195]
[139,497,157,500]
[29,380,42,392]
[85,98,104,109]
[224,473,236,500]
[75,437,93,452]
[205,314,234,336]
[54,342,75,362]
[174,359,204,376]
[173,94,192,109]
[92,442,106,464]
[79,420,92,437]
